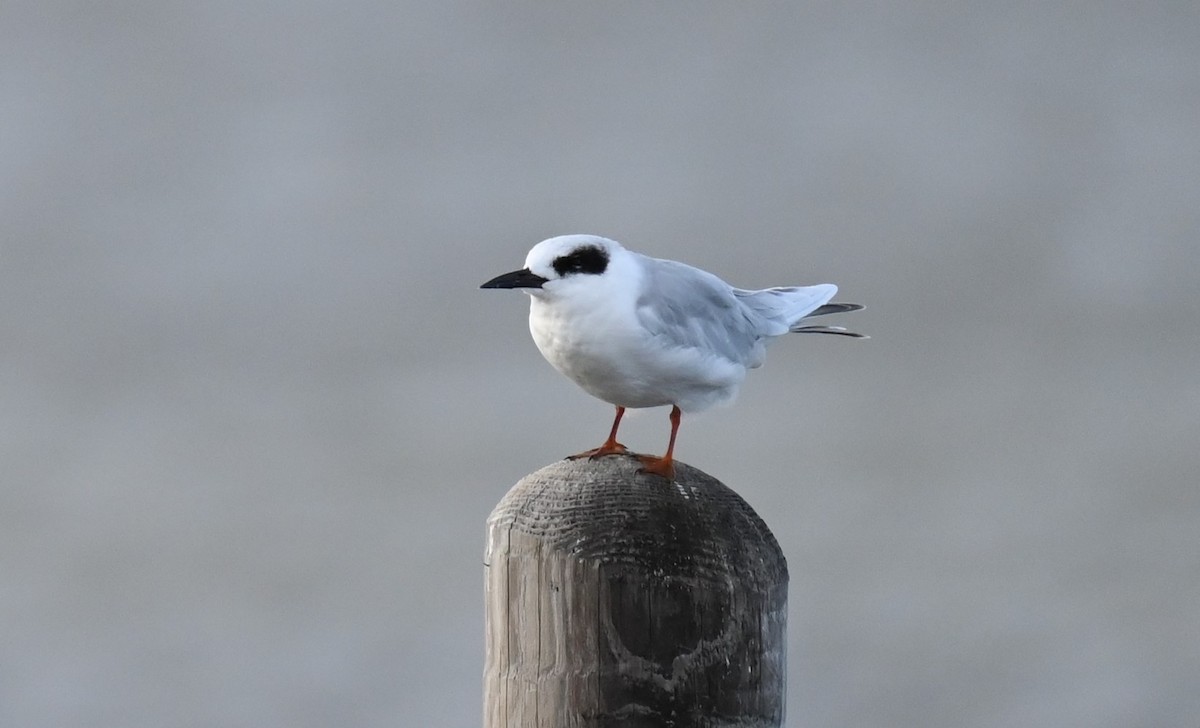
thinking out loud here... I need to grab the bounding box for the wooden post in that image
[484,455,788,728]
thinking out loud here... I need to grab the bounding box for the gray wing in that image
[633,256,766,367]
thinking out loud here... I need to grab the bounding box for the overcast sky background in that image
[3,3,1198,727]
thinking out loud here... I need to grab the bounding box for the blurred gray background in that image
[3,2,1198,726]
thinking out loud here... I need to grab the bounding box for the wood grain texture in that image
[484,455,788,728]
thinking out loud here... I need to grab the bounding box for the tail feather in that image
[734,285,866,338]
[807,302,864,317]
[790,324,868,338]
[794,300,865,337]
[733,284,837,330]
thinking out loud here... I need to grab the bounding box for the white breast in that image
[527,294,745,412]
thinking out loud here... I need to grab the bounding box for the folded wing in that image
[634,257,765,367]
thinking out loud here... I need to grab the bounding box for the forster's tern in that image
[481,234,864,479]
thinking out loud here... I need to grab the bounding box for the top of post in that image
[487,454,787,585]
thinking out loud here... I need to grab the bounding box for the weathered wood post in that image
[484,455,788,727]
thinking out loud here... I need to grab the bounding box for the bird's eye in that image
[552,246,609,277]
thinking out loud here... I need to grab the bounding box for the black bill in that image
[480,268,549,289]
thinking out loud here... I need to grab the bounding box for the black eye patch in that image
[552,245,609,277]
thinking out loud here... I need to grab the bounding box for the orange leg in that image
[569,406,629,459]
[637,405,681,480]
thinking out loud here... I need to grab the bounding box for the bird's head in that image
[480,235,627,299]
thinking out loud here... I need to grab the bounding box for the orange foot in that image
[636,454,676,481]
[568,441,629,460]
[568,406,629,460]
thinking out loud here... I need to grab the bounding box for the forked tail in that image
[735,284,867,338]
[790,301,867,338]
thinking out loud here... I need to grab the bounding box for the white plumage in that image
[482,234,863,478]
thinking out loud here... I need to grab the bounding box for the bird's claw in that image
[568,441,629,460]
[635,455,676,481]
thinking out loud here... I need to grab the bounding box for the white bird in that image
[481,234,864,480]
